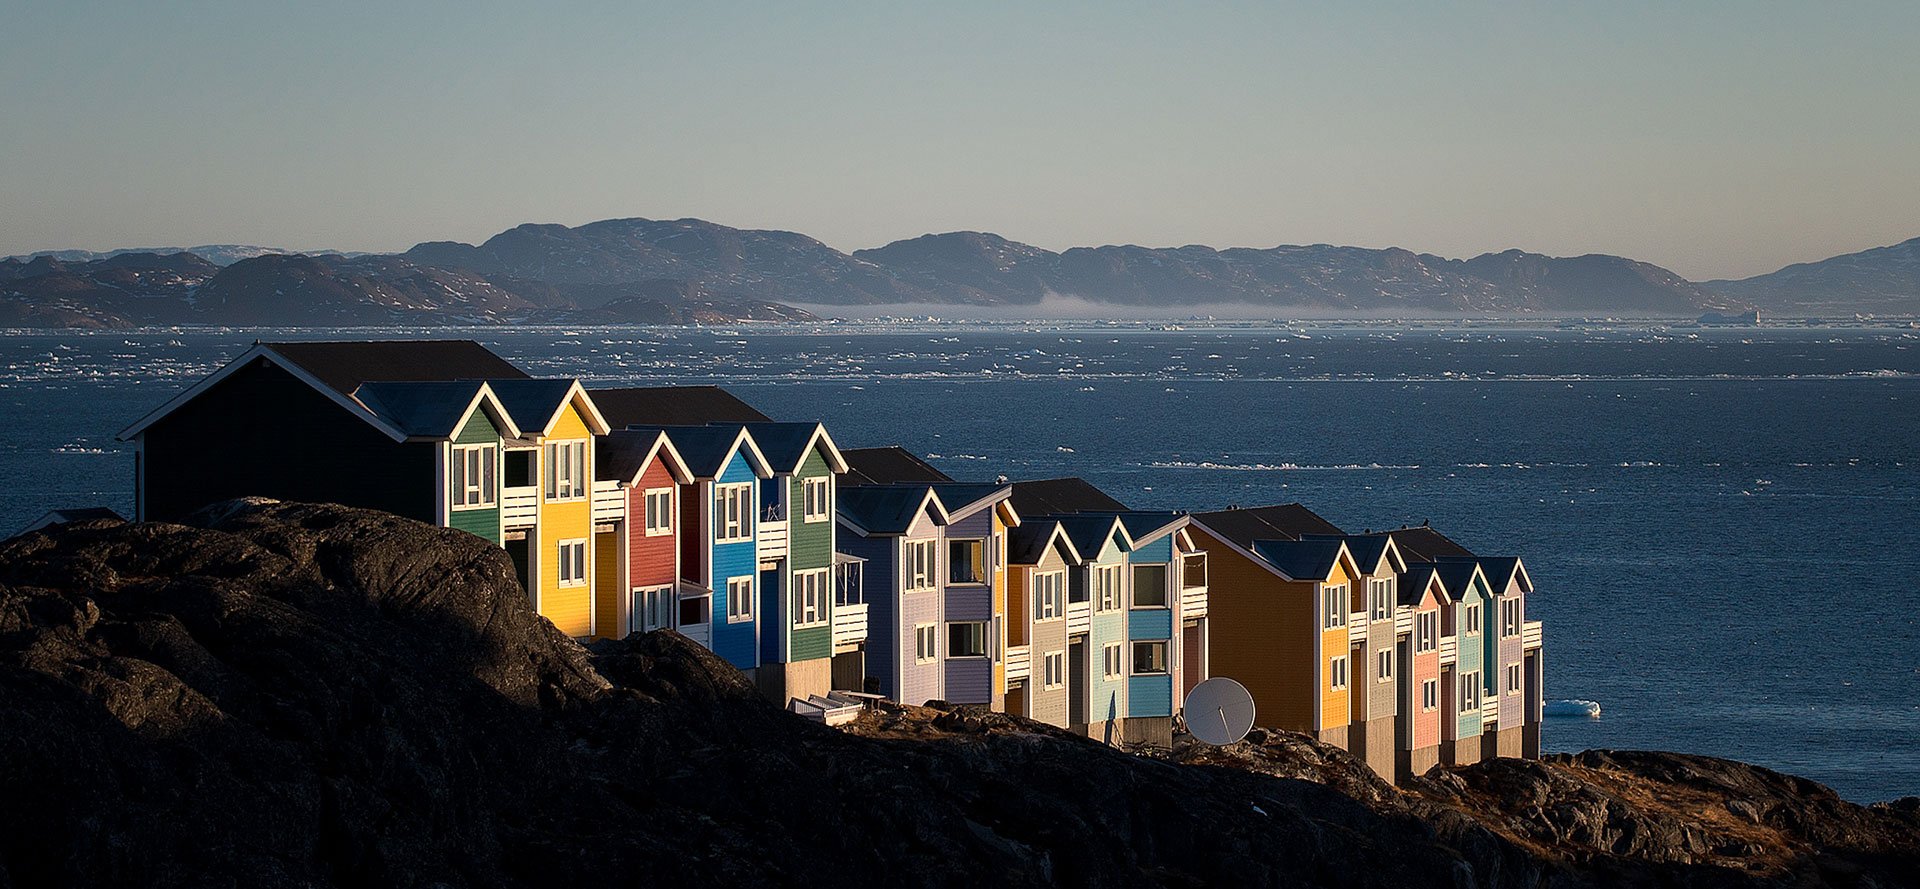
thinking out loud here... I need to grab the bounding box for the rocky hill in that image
[2,501,1913,887]
[1706,237,1920,315]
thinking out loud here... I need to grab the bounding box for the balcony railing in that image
[1066,599,1091,635]
[1181,553,1208,590]
[1394,605,1414,636]
[1522,619,1543,650]
[1480,694,1500,727]
[1348,611,1368,646]
[832,602,868,647]
[1438,634,1458,666]
[1005,644,1031,681]
[591,479,624,523]
[758,521,788,560]
[1179,584,1208,620]
[502,486,538,528]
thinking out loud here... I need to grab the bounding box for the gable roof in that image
[1007,478,1129,516]
[595,428,694,486]
[1443,555,1532,594]
[1303,533,1406,577]
[485,378,609,438]
[1191,503,1344,549]
[1008,518,1082,566]
[836,485,948,537]
[925,482,1018,525]
[1050,514,1133,560]
[841,446,953,486]
[739,422,848,475]
[589,385,771,427]
[1425,559,1489,603]
[1398,563,1446,608]
[627,425,771,480]
[352,380,523,440]
[1380,525,1475,561]
[1097,511,1188,547]
[1249,538,1355,583]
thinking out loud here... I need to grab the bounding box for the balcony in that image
[1181,553,1208,591]
[1438,634,1458,667]
[1394,605,1414,636]
[1347,611,1368,646]
[591,479,624,524]
[1522,619,1543,650]
[832,602,868,648]
[1179,584,1208,620]
[1005,644,1031,681]
[1066,599,1091,636]
[758,500,789,561]
[502,486,537,528]
[1480,694,1500,728]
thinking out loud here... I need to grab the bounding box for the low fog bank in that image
[788,293,1594,322]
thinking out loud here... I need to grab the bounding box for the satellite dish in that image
[1183,677,1256,745]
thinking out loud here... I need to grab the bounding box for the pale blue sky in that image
[3,1,1915,279]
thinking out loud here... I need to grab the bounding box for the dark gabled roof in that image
[628,425,760,478]
[1302,533,1400,575]
[1050,514,1129,560]
[596,428,689,485]
[1424,559,1487,603]
[1380,525,1475,561]
[589,385,771,428]
[836,485,942,536]
[926,482,1012,517]
[1106,511,1185,544]
[1249,538,1348,582]
[1192,503,1344,548]
[352,380,499,439]
[1443,555,1531,594]
[483,379,583,436]
[738,422,843,474]
[264,340,526,395]
[1007,478,1128,517]
[1398,563,1444,607]
[1008,518,1081,566]
[842,446,953,486]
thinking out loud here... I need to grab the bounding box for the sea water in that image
[2,323,1916,802]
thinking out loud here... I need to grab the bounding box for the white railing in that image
[1522,620,1543,650]
[1180,585,1208,620]
[592,480,625,524]
[832,602,868,647]
[502,486,538,528]
[1066,600,1091,635]
[758,519,788,561]
[1348,612,1368,646]
[1394,606,1414,636]
[680,621,711,649]
[1438,634,1458,666]
[1005,644,1031,681]
[1480,694,1500,727]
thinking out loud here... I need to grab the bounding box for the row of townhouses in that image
[117,340,1544,783]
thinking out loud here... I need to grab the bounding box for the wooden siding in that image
[536,406,594,638]
[1086,534,1128,728]
[1128,607,1174,640]
[1318,559,1353,732]
[629,457,678,590]
[1128,673,1173,718]
[991,511,1008,702]
[141,358,436,523]
[1494,579,1526,733]
[447,409,503,544]
[944,656,992,704]
[838,530,896,695]
[1450,580,1487,741]
[1026,545,1071,727]
[710,451,760,670]
[786,448,837,663]
[899,589,942,705]
[1191,526,1317,734]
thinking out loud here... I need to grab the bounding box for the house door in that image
[1068,636,1089,727]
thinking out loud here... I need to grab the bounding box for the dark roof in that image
[842,447,952,486]
[1007,478,1128,516]
[629,425,751,478]
[264,340,526,395]
[1051,515,1126,559]
[589,385,770,428]
[837,485,939,535]
[1425,560,1486,603]
[353,380,493,439]
[925,482,1011,516]
[483,379,580,435]
[1444,555,1527,593]
[1249,538,1348,582]
[739,422,826,473]
[1008,519,1073,565]
[1192,503,1343,548]
[1397,563,1443,607]
[597,428,672,483]
[1381,526,1475,561]
[1303,533,1394,574]
[1106,511,1183,543]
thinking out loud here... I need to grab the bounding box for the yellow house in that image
[489,379,610,638]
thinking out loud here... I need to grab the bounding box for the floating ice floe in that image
[1544,699,1602,719]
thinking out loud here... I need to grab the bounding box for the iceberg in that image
[1544,699,1602,719]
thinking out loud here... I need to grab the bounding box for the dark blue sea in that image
[4,323,1917,802]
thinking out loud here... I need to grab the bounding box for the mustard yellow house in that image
[488,379,610,638]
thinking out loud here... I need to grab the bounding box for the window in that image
[1102,642,1123,679]
[1094,565,1122,611]
[915,624,938,663]
[802,476,831,522]
[1463,603,1482,635]
[1460,671,1482,711]
[1132,564,1168,607]
[1421,678,1439,711]
[725,576,753,623]
[452,444,497,508]
[949,539,985,584]
[1132,641,1167,674]
[1034,570,1065,620]
[1377,648,1394,682]
[1368,577,1394,621]
[1415,611,1438,653]
[905,539,939,591]
[792,568,829,627]
[1501,598,1522,637]
[1042,651,1066,689]
[1507,663,1522,695]
[634,586,674,632]
[1329,655,1349,690]
[948,621,987,658]
[556,539,586,587]
[1323,584,1349,630]
[642,487,674,536]
[717,483,754,542]
[678,594,709,627]
[544,440,587,500]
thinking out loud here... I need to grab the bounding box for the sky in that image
[2,2,1916,281]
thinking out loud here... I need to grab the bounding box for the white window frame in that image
[725,575,753,623]
[914,623,938,663]
[1507,662,1523,695]
[1131,641,1168,675]
[1042,651,1066,689]
[1329,654,1349,690]
[1102,642,1123,679]
[452,444,498,509]
[1034,570,1065,621]
[1422,678,1438,712]
[948,538,987,585]
[802,476,831,523]
[905,539,939,592]
[1369,577,1393,621]
[545,440,587,501]
[1377,648,1394,682]
[793,568,829,627]
[556,539,587,588]
[642,487,674,537]
[632,584,674,633]
[1094,564,1122,611]
[1416,611,1438,653]
[716,483,755,543]
[1463,603,1482,636]
[1461,671,1482,711]
[1501,597,1521,637]
[1323,583,1349,630]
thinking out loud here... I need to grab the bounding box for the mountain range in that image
[5,219,1916,327]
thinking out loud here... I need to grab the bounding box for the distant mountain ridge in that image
[8,216,1916,328]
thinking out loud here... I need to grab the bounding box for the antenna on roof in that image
[1183,677,1256,746]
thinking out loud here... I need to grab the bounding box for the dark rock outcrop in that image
[1,501,1913,887]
